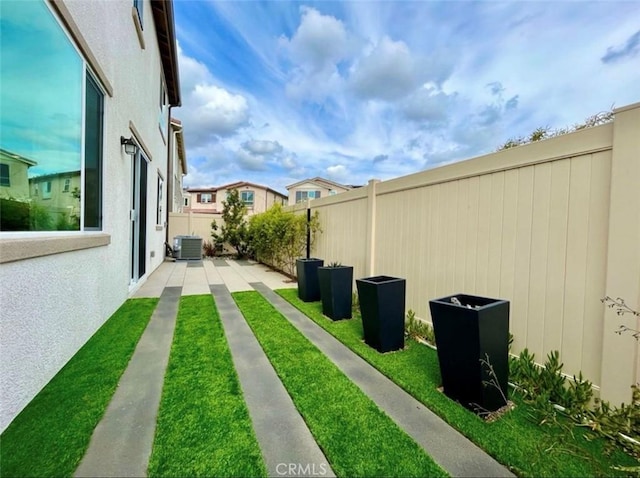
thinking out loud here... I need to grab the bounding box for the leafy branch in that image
[602,296,640,341]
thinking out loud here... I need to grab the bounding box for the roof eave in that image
[151,0,181,106]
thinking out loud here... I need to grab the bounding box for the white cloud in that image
[177,45,251,149]
[235,148,268,171]
[326,164,348,181]
[186,84,249,145]
[280,7,354,101]
[349,36,421,101]
[284,7,351,71]
[243,139,283,155]
[176,42,213,92]
[402,86,458,123]
[281,155,298,170]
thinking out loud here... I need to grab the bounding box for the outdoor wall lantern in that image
[120,136,138,156]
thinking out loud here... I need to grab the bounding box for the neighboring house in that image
[286,177,356,205]
[29,171,82,227]
[0,0,181,433]
[184,181,287,215]
[0,148,37,202]
[168,118,187,214]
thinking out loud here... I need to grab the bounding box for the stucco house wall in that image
[286,177,353,205]
[184,181,287,215]
[0,0,180,433]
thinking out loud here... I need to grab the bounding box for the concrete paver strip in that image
[133,261,174,298]
[253,283,515,478]
[216,264,253,292]
[210,284,335,478]
[241,263,297,291]
[166,261,187,287]
[74,287,181,478]
[203,260,225,285]
[226,259,261,283]
[182,264,211,296]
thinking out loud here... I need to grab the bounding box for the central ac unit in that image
[173,235,203,260]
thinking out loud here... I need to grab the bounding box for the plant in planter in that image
[296,258,324,302]
[356,275,406,353]
[429,293,510,413]
[318,262,353,320]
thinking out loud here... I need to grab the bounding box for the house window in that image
[42,181,52,199]
[133,0,143,28]
[0,0,104,231]
[295,190,321,203]
[157,174,164,225]
[84,73,104,230]
[199,193,213,203]
[241,190,254,206]
[183,197,189,207]
[0,164,9,187]
[159,78,168,138]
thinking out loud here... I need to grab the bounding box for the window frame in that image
[295,190,321,203]
[133,0,143,29]
[156,173,164,226]
[0,164,9,187]
[241,190,254,206]
[0,0,106,234]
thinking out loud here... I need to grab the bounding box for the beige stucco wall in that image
[185,185,286,215]
[304,103,640,404]
[0,156,32,201]
[287,181,350,206]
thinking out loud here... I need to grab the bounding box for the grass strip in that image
[233,290,447,478]
[148,294,266,477]
[276,288,637,478]
[0,298,158,478]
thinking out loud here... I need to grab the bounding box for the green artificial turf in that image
[0,298,158,478]
[148,294,266,477]
[276,288,638,478]
[233,290,448,478]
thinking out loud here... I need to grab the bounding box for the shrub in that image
[247,203,321,276]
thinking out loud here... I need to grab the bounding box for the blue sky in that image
[173,1,639,194]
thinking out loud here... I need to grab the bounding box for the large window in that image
[0,164,9,187]
[0,0,104,232]
[199,193,213,203]
[241,190,254,206]
[295,190,321,203]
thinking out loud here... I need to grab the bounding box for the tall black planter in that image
[296,258,323,302]
[356,276,405,353]
[318,266,353,320]
[429,294,510,413]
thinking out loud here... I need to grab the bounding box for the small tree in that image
[212,189,250,258]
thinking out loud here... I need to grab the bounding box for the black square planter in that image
[356,276,405,353]
[429,294,510,412]
[318,266,353,320]
[296,258,324,302]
